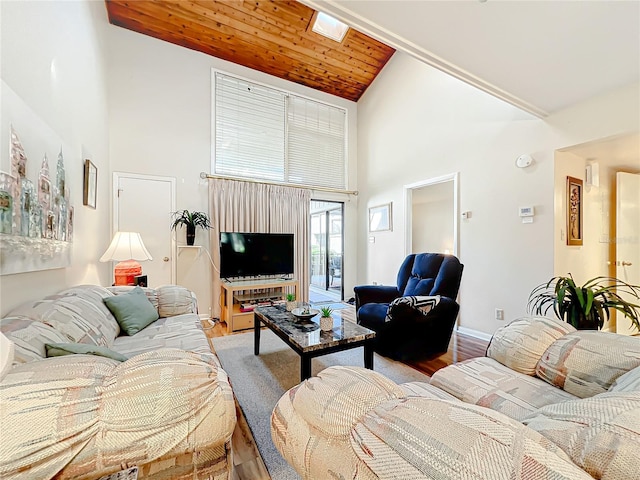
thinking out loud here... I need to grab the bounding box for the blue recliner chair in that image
[354,253,464,361]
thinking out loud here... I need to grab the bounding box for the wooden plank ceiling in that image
[105,0,395,102]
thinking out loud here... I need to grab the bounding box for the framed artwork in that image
[83,159,97,209]
[1,120,73,275]
[566,176,583,246]
[369,202,392,232]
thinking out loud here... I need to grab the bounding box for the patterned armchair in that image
[354,253,463,360]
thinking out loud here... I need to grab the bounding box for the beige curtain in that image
[209,178,310,318]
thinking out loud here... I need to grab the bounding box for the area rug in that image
[212,329,430,480]
[310,301,350,310]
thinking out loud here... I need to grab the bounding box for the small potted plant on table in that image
[286,293,296,312]
[170,210,212,246]
[319,306,334,332]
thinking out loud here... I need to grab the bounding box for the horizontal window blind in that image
[287,95,346,189]
[213,71,346,189]
[215,73,286,181]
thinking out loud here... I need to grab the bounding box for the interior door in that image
[615,172,640,335]
[114,173,176,287]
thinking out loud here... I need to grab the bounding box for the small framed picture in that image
[369,202,392,232]
[566,176,583,246]
[83,159,97,209]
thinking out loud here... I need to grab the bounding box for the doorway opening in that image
[404,173,459,256]
[553,133,640,334]
[309,200,343,303]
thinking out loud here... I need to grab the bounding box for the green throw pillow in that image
[45,342,128,362]
[103,286,159,335]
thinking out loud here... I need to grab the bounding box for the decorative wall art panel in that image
[566,176,583,246]
[0,81,73,275]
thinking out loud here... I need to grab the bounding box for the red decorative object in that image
[114,259,143,286]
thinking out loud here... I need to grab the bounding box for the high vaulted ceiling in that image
[105,0,395,102]
[106,1,639,118]
[302,0,640,117]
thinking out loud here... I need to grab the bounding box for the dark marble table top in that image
[254,305,376,353]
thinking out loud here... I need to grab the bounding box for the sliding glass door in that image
[310,200,343,302]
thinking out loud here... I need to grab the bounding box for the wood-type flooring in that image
[202,307,489,480]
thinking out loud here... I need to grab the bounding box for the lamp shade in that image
[100,232,153,262]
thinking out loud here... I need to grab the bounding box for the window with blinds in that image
[213,71,347,189]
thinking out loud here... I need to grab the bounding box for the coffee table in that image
[253,305,376,382]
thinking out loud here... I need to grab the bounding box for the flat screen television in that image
[220,232,294,279]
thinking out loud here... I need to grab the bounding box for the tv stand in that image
[220,278,298,333]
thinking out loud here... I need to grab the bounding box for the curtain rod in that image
[200,172,358,196]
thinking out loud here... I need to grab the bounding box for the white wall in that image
[106,25,358,312]
[553,152,615,284]
[0,1,111,314]
[357,52,639,337]
[411,186,454,254]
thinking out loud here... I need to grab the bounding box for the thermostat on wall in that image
[519,206,534,217]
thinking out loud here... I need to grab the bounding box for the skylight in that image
[311,12,349,43]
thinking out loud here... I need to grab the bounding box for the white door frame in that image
[403,172,460,257]
[112,172,177,284]
[615,172,640,334]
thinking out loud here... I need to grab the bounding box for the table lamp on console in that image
[100,231,153,286]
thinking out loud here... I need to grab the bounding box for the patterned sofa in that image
[0,284,237,480]
[271,316,640,479]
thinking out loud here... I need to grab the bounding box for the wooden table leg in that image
[300,354,312,381]
[254,315,261,355]
[364,341,374,370]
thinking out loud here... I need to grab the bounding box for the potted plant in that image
[170,210,212,246]
[319,306,333,331]
[527,274,640,330]
[286,293,296,312]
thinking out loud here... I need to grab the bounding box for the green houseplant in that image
[285,293,296,312]
[319,306,333,332]
[320,306,333,317]
[170,210,212,246]
[527,274,640,330]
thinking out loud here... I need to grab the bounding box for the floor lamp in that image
[100,232,153,286]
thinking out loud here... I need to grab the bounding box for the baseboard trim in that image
[456,326,493,342]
